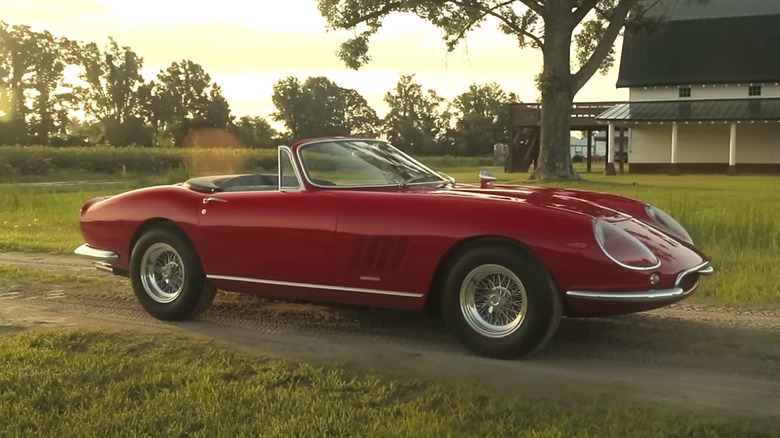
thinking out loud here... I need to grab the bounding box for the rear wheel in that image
[441,245,562,359]
[130,227,215,320]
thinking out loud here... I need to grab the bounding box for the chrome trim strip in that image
[697,265,714,276]
[206,274,424,298]
[565,261,712,303]
[593,219,661,271]
[566,287,686,302]
[675,261,713,286]
[278,146,305,192]
[74,244,118,261]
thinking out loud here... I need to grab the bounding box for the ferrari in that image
[75,138,712,358]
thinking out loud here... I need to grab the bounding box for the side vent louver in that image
[350,236,408,271]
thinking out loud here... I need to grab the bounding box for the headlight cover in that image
[593,219,660,270]
[645,205,693,244]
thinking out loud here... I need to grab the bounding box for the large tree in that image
[0,22,36,144]
[25,30,75,145]
[271,75,380,138]
[74,38,152,146]
[316,0,655,180]
[453,83,518,156]
[0,24,76,145]
[154,60,233,146]
[234,115,278,148]
[383,74,449,155]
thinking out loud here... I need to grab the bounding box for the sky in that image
[1,0,628,119]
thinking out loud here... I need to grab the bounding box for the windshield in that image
[298,140,447,188]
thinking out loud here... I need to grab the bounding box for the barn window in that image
[749,85,762,96]
[678,86,691,98]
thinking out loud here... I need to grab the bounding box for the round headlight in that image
[645,205,693,244]
[593,219,660,270]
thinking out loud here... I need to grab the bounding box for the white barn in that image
[597,0,780,174]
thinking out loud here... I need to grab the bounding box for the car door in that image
[329,190,440,299]
[197,148,338,289]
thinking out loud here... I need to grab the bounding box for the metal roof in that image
[596,98,780,122]
[651,0,780,21]
[617,13,780,87]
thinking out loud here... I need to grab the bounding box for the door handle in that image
[203,197,227,204]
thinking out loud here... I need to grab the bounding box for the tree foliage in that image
[2,18,542,156]
[316,0,659,180]
[271,76,379,138]
[0,23,35,120]
[0,23,74,145]
[383,74,449,155]
[154,60,233,146]
[234,116,278,148]
[453,83,518,156]
[74,38,152,146]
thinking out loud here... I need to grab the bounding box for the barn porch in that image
[597,98,780,175]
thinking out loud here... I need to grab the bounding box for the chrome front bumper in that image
[566,261,713,303]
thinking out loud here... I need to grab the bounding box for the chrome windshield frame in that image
[294,138,447,190]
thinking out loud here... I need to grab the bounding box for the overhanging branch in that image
[340,1,403,28]
[573,0,601,25]
[572,0,633,92]
[449,0,544,49]
[518,0,544,15]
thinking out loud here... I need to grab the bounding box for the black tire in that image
[130,226,215,321]
[441,244,562,359]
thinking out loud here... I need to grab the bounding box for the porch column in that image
[586,129,592,173]
[605,123,616,175]
[669,122,680,175]
[618,127,625,173]
[728,122,737,175]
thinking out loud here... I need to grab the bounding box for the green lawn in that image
[0,329,775,437]
[1,166,778,305]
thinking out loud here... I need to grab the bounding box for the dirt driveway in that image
[1,251,779,419]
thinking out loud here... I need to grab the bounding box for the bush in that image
[0,145,278,177]
[0,145,498,177]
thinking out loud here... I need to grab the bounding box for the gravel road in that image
[1,251,779,419]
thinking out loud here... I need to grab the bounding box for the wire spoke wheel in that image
[140,242,185,303]
[459,264,528,338]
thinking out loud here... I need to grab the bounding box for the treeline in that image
[0,22,518,156]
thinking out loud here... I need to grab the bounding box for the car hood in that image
[423,183,630,221]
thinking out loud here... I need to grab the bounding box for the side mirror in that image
[479,170,497,189]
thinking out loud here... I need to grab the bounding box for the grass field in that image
[0,164,778,305]
[1,163,778,435]
[0,329,776,437]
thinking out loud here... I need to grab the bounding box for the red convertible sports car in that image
[75,137,712,358]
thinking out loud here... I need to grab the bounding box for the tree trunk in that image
[531,2,578,182]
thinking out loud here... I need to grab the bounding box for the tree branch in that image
[449,0,544,49]
[572,0,601,25]
[517,0,544,15]
[572,0,633,92]
[340,1,403,28]
[448,0,516,47]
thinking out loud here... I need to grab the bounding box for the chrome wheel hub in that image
[140,243,185,303]
[459,264,528,338]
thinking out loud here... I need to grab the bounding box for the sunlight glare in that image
[0,86,11,122]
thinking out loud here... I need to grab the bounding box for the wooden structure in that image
[506,102,623,173]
